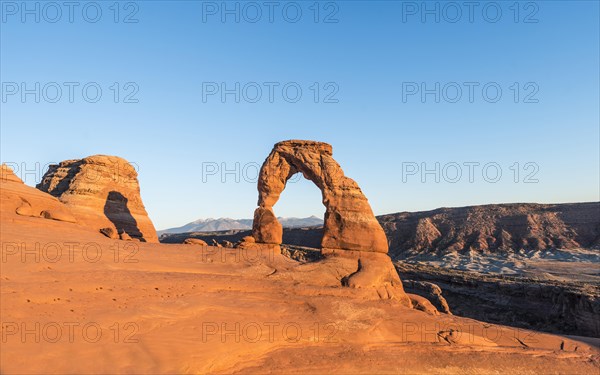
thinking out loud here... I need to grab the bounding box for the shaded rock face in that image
[252,140,388,254]
[37,155,158,242]
[104,191,144,239]
[403,280,452,314]
[379,203,600,258]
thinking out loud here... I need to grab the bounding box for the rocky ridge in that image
[379,203,600,258]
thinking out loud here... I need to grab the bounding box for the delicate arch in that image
[252,140,388,253]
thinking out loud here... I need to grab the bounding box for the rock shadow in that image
[104,191,144,241]
[37,160,84,197]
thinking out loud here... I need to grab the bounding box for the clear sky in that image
[1,0,599,230]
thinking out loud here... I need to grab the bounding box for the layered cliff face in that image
[378,203,600,259]
[36,155,158,242]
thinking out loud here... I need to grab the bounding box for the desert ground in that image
[2,209,599,374]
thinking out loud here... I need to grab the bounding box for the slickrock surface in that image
[36,155,158,242]
[1,188,599,374]
[379,203,600,258]
[1,164,77,223]
[1,164,25,184]
[252,140,388,254]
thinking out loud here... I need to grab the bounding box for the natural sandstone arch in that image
[252,140,389,254]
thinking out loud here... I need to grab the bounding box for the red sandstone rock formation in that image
[250,141,410,303]
[36,155,158,242]
[183,238,208,246]
[252,140,388,253]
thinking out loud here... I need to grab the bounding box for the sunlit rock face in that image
[252,140,388,254]
[1,163,77,223]
[37,155,158,242]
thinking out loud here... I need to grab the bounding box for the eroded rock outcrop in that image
[37,155,158,242]
[403,280,452,314]
[252,140,388,253]
[183,238,208,246]
[1,164,77,223]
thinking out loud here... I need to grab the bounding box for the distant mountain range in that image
[158,216,323,235]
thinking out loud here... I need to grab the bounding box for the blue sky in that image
[1,0,599,230]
